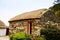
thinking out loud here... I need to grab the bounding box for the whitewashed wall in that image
[0,29,6,36]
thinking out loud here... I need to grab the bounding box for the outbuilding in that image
[0,20,6,36]
[8,9,59,36]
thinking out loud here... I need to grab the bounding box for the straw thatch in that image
[9,9,47,22]
[0,20,6,29]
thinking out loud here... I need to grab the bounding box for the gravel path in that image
[0,36,9,40]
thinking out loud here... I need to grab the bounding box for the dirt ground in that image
[0,36,9,40]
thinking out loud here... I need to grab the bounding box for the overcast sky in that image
[0,0,54,26]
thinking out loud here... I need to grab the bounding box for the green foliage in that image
[14,32,27,38]
[55,10,60,18]
[35,36,45,40]
[10,34,15,40]
[10,32,28,40]
[51,3,60,11]
[50,3,60,19]
[27,34,32,38]
[35,37,44,40]
[40,25,60,40]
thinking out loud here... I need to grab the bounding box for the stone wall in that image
[9,10,60,35]
[32,19,42,36]
[9,19,43,36]
[9,20,27,34]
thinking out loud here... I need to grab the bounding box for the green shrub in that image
[10,32,28,40]
[35,36,45,40]
[40,26,60,40]
[14,32,27,38]
[10,34,15,40]
[27,34,32,38]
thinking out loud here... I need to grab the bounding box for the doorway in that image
[27,20,32,34]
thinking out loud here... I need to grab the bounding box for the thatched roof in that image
[0,20,6,29]
[9,9,48,22]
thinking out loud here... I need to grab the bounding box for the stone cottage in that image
[8,9,60,36]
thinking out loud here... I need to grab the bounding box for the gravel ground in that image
[0,36,9,40]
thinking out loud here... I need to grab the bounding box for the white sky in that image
[0,0,54,26]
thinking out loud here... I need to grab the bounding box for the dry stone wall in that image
[9,21,27,34]
[9,10,60,36]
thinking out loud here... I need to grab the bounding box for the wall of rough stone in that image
[9,20,28,34]
[9,19,43,36]
[9,10,60,35]
[40,10,57,22]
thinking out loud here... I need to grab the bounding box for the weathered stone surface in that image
[9,21,27,34]
[9,9,60,36]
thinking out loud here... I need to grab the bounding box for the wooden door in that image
[27,20,32,34]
